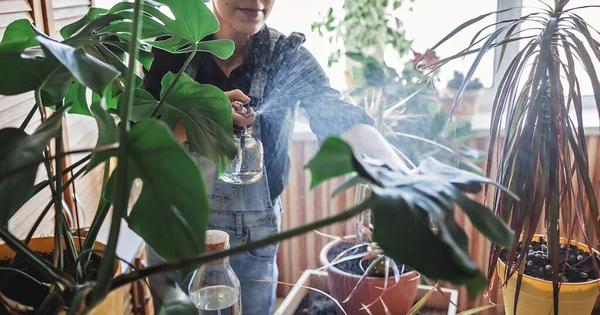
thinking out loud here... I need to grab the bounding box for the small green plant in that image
[311,0,414,67]
[344,52,486,173]
[447,71,483,91]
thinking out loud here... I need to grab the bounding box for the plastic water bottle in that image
[189,230,242,314]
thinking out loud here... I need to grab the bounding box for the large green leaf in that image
[60,7,108,39]
[0,107,68,226]
[0,27,65,98]
[87,98,119,171]
[36,36,120,94]
[0,21,119,105]
[370,184,487,298]
[305,137,356,188]
[65,81,92,116]
[0,19,46,48]
[106,119,209,277]
[156,72,236,176]
[105,1,234,57]
[129,89,158,122]
[158,280,196,315]
[417,157,517,198]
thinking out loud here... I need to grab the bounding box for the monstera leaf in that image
[156,72,237,176]
[104,0,234,57]
[87,98,119,172]
[106,119,209,277]
[305,137,515,298]
[0,21,65,99]
[0,107,69,226]
[0,20,119,106]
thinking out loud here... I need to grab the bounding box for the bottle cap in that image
[205,230,230,253]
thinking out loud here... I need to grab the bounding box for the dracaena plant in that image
[418,1,600,313]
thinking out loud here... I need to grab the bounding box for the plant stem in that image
[33,154,91,196]
[92,0,144,303]
[110,199,371,290]
[82,200,111,268]
[53,101,64,269]
[0,146,115,182]
[34,88,64,270]
[19,105,38,131]
[151,42,198,118]
[81,160,112,268]
[0,268,51,288]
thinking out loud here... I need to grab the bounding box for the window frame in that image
[480,0,596,111]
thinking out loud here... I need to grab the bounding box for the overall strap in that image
[248,28,282,105]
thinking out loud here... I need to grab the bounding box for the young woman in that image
[144,1,374,314]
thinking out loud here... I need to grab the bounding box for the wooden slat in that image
[52,0,89,9]
[31,0,45,33]
[0,0,31,14]
[53,15,80,33]
[8,188,54,239]
[0,10,32,27]
[0,96,36,127]
[53,5,88,20]
[0,92,34,112]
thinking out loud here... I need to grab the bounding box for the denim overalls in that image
[185,29,283,315]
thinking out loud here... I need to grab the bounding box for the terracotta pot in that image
[439,89,483,119]
[319,239,421,314]
[0,236,124,315]
[497,234,600,315]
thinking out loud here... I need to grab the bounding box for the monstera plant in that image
[0,0,515,313]
[0,0,237,313]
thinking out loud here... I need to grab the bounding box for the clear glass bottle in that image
[188,230,242,315]
[221,125,263,185]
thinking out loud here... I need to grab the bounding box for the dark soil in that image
[293,292,443,315]
[327,242,412,277]
[0,250,103,313]
[499,236,600,282]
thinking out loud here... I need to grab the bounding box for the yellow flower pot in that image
[497,234,600,315]
[0,236,124,315]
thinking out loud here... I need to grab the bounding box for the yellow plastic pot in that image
[0,236,124,315]
[497,234,600,315]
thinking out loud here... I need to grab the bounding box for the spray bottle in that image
[221,101,264,185]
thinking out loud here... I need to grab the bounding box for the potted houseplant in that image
[420,1,600,314]
[318,232,421,314]
[439,71,483,118]
[303,127,516,313]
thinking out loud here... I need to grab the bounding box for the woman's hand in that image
[172,89,256,144]
[225,89,255,127]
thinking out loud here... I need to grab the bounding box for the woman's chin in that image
[234,23,264,36]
